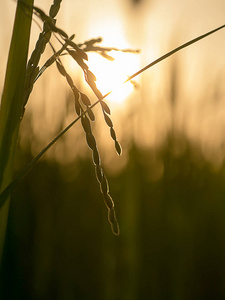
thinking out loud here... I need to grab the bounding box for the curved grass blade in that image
[125,24,225,83]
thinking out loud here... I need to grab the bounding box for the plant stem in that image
[125,24,225,83]
[0,0,34,266]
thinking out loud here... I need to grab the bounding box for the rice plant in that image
[0,0,224,266]
[0,0,34,266]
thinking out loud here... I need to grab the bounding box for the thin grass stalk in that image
[125,24,225,83]
[0,0,34,266]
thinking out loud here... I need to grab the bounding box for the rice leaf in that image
[0,0,34,265]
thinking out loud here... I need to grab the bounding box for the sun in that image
[87,50,140,106]
[83,7,141,107]
[67,18,140,107]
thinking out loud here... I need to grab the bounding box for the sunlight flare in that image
[87,51,139,105]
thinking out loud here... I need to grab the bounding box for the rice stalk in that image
[0,0,34,266]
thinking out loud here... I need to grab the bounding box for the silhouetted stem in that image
[125,24,225,83]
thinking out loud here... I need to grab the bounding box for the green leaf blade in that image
[0,0,34,265]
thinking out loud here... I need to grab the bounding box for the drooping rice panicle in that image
[55,58,120,235]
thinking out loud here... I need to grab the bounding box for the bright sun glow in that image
[67,16,141,108]
[82,6,141,107]
[87,51,140,105]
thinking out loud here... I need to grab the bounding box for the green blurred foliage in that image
[1,131,225,300]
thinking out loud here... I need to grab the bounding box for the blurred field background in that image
[1,0,225,299]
